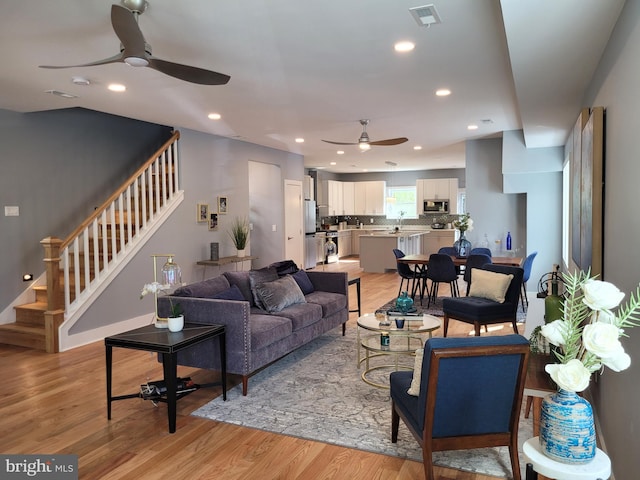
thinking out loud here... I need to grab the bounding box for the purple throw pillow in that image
[211,284,246,301]
[291,270,314,295]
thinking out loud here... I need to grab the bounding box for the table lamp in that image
[151,254,181,328]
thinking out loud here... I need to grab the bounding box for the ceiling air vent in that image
[409,4,442,27]
[45,90,78,99]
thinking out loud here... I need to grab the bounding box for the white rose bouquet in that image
[452,213,473,233]
[540,270,640,392]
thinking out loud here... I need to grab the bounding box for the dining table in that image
[396,254,524,303]
[397,254,523,268]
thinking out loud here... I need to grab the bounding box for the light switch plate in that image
[4,206,19,216]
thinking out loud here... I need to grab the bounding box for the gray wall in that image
[70,127,304,334]
[581,1,640,476]
[0,108,171,311]
[337,168,466,188]
[464,137,526,256]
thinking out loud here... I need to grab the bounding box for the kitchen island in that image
[359,231,428,273]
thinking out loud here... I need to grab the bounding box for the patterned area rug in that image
[193,326,532,479]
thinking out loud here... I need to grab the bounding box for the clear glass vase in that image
[453,231,471,257]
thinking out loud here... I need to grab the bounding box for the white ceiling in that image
[0,0,625,173]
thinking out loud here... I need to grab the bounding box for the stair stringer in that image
[58,190,184,352]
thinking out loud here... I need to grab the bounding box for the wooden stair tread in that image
[0,323,45,334]
[14,302,48,312]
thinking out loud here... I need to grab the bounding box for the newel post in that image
[41,237,63,310]
[41,237,64,353]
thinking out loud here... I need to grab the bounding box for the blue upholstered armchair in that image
[390,334,530,480]
[442,264,524,336]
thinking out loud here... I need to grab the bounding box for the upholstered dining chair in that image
[442,264,524,336]
[463,253,492,296]
[390,334,530,480]
[519,251,538,311]
[424,253,459,307]
[470,247,492,257]
[438,246,462,276]
[393,248,426,299]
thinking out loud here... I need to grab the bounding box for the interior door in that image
[284,180,304,268]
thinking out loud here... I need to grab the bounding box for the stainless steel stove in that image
[324,231,339,263]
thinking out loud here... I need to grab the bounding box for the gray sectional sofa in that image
[157,263,348,395]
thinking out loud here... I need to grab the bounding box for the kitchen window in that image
[386,186,418,219]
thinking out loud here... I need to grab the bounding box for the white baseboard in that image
[59,313,153,351]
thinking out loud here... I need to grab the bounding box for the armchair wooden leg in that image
[509,440,522,480]
[391,402,400,443]
[421,446,435,480]
[525,395,533,418]
[443,315,449,337]
[474,322,481,336]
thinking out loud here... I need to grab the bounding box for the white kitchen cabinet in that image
[354,181,386,216]
[316,235,326,264]
[342,181,354,214]
[338,231,352,257]
[326,180,342,216]
[416,178,459,213]
[422,230,455,255]
[354,182,367,215]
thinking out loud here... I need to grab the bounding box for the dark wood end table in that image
[105,323,226,433]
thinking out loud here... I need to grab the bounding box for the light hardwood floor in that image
[0,257,526,479]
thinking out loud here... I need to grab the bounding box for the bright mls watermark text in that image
[1,455,78,479]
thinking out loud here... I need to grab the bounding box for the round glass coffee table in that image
[356,312,441,388]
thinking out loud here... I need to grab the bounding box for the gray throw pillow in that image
[249,267,278,310]
[255,275,306,313]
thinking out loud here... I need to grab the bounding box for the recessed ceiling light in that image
[467,124,479,130]
[413,145,422,150]
[295,138,305,143]
[330,161,337,166]
[435,88,451,97]
[337,150,344,155]
[207,113,221,120]
[108,83,126,92]
[394,41,415,53]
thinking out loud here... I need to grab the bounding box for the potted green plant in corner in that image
[229,216,249,257]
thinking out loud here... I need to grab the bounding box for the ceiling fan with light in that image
[39,0,230,86]
[321,119,408,150]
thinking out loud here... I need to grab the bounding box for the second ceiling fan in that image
[322,119,408,150]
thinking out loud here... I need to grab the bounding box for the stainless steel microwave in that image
[423,200,449,213]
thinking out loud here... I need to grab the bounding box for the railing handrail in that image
[60,130,180,251]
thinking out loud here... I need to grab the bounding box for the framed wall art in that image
[197,203,209,223]
[208,213,219,231]
[218,196,228,214]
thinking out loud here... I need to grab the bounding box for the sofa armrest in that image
[158,296,251,355]
[306,271,348,296]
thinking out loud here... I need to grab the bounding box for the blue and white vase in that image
[539,388,596,464]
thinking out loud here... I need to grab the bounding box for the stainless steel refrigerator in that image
[304,200,317,269]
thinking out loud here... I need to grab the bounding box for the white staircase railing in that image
[41,131,182,320]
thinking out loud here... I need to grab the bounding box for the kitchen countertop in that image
[317,227,454,233]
